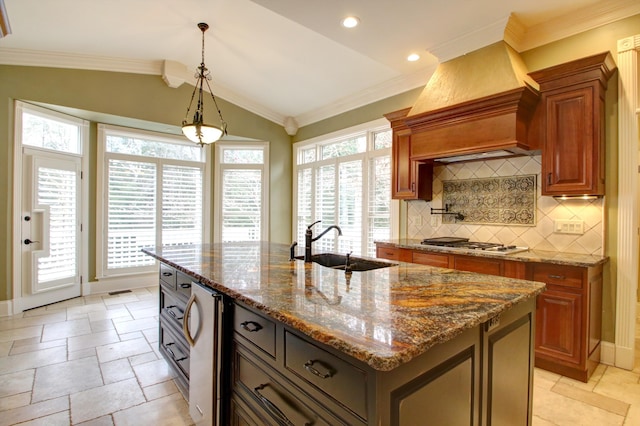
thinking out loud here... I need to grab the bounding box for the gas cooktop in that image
[420,237,529,254]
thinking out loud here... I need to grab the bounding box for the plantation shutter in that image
[162,165,203,245]
[221,169,262,241]
[106,159,156,270]
[368,155,391,256]
[338,160,363,253]
[297,167,313,244]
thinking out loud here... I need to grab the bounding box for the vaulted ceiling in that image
[1,0,638,130]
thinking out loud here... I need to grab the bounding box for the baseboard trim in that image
[600,341,615,366]
[0,299,12,317]
[87,274,157,296]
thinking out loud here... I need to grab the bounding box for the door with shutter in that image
[21,149,82,310]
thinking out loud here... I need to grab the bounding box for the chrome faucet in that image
[305,220,342,262]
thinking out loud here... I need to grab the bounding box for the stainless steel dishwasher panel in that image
[183,282,223,426]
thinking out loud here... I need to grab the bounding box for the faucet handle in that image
[307,220,321,230]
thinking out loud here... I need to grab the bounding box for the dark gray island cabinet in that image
[144,243,544,426]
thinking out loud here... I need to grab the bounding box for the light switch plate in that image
[554,219,584,234]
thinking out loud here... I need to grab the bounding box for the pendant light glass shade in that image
[181,22,227,146]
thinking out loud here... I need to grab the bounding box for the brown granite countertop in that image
[143,242,545,372]
[375,239,608,267]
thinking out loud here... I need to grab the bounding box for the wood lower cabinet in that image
[375,243,604,382]
[529,262,602,382]
[232,299,535,425]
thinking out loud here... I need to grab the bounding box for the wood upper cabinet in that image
[385,108,433,200]
[529,52,616,196]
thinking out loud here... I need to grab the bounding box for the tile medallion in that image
[442,175,536,225]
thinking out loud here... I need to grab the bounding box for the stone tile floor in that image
[0,288,639,425]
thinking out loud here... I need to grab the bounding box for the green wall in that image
[0,66,292,301]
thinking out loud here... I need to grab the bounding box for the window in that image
[293,119,397,257]
[97,125,209,277]
[214,142,269,242]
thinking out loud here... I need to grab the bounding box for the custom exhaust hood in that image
[402,41,541,163]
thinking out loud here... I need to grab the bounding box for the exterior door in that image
[20,148,82,310]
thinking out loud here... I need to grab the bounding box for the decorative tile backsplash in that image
[406,155,605,255]
[442,175,536,225]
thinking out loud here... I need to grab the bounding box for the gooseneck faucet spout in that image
[304,221,342,262]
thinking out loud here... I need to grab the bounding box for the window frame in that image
[292,118,399,257]
[96,124,211,278]
[213,141,270,243]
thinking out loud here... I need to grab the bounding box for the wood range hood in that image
[401,41,541,163]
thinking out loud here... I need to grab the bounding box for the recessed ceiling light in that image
[341,16,360,28]
[407,53,420,62]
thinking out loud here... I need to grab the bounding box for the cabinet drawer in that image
[176,271,193,300]
[376,246,400,260]
[412,251,449,268]
[159,263,177,290]
[160,288,186,330]
[234,346,335,426]
[159,320,190,379]
[532,263,583,289]
[234,304,276,358]
[284,331,368,420]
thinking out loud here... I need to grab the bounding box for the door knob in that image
[24,239,40,245]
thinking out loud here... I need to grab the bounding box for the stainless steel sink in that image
[295,253,397,271]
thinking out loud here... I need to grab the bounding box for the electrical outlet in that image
[430,215,438,227]
[554,219,584,235]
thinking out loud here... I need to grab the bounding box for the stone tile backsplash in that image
[407,155,605,255]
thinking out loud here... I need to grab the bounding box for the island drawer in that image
[531,263,583,289]
[159,263,177,290]
[160,288,186,330]
[159,319,190,379]
[234,303,276,358]
[284,331,368,420]
[175,271,193,300]
[233,344,338,426]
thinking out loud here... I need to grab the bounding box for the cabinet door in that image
[535,289,582,365]
[392,130,432,200]
[412,251,450,268]
[542,85,601,195]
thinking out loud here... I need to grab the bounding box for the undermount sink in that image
[296,253,397,271]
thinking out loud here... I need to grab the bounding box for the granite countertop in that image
[376,239,609,267]
[143,242,545,372]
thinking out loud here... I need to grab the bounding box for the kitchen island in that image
[144,242,545,425]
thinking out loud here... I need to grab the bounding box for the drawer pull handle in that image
[548,274,565,280]
[180,283,192,289]
[162,271,173,277]
[166,306,184,320]
[240,321,263,332]
[303,360,333,379]
[254,384,311,426]
[164,343,187,362]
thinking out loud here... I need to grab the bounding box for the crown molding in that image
[516,0,640,52]
[428,16,510,62]
[295,64,435,128]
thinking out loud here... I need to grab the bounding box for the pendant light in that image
[181,22,227,146]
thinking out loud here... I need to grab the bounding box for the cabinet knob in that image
[162,271,173,277]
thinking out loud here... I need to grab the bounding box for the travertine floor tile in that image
[133,358,176,388]
[0,341,11,357]
[68,329,120,352]
[100,358,135,385]
[70,378,145,424]
[88,308,131,322]
[0,392,31,411]
[16,410,70,425]
[111,393,193,426]
[95,337,152,363]
[42,318,92,341]
[0,396,68,426]
[0,325,42,343]
[9,338,66,355]
[76,415,115,425]
[0,312,66,331]
[32,356,103,403]
[533,381,624,426]
[551,381,629,416]
[0,346,67,375]
[0,369,35,398]
[594,367,640,405]
[143,380,180,401]
[113,317,158,335]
